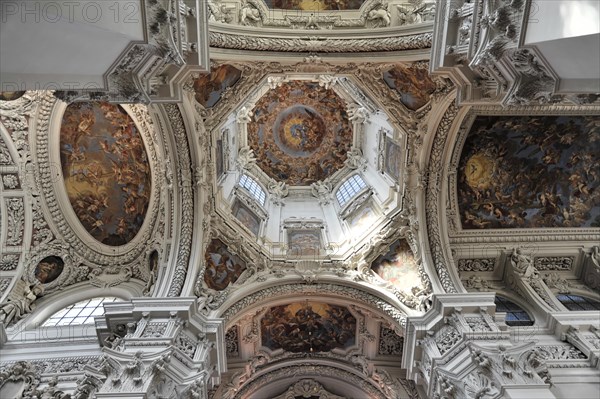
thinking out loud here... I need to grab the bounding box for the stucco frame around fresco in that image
[447,105,600,245]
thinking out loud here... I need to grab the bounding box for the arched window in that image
[41,297,120,327]
[336,174,367,207]
[556,294,600,311]
[239,174,266,205]
[495,296,534,327]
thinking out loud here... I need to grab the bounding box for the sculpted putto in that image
[0,279,44,326]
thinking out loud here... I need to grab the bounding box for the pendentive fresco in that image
[60,102,151,245]
[204,239,247,290]
[382,63,437,111]
[371,239,425,294]
[193,65,242,108]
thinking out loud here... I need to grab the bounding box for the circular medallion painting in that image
[34,256,64,284]
[248,81,352,186]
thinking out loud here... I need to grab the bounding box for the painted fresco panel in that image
[232,200,261,235]
[248,81,352,185]
[384,137,402,180]
[383,63,436,111]
[347,202,376,231]
[261,302,356,353]
[371,239,423,294]
[34,256,64,284]
[458,115,600,229]
[264,0,366,10]
[287,229,322,256]
[60,102,151,246]
[204,239,247,290]
[193,65,242,108]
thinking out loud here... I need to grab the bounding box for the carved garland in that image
[209,31,433,53]
[425,102,459,293]
[163,104,195,297]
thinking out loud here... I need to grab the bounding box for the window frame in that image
[41,297,120,327]
[336,174,368,208]
[238,174,267,205]
[494,295,535,327]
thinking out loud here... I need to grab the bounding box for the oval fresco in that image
[248,81,352,185]
[60,102,151,246]
[34,256,64,284]
[260,302,356,353]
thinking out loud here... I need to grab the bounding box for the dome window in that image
[239,174,266,205]
[336,174,367,207]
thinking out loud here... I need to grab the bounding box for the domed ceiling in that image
[247,81,352,185]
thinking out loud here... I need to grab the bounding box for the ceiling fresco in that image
[193,64,242,108]
[60,102,151,246]
[458,115,600,229]
[371,239,424,294]
[248,81,352,185]
[204,239,247,290]
[260,302,356,353]
[383,63,437,111]
[263,0,367,11]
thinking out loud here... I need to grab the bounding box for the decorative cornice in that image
[219,281,408,328]
[209,31,432,53]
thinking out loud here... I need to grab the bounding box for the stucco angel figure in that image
[347,104,370,124]
[345,147,367,170]
[366,5,391,28]
[239,0,261,26]
[0,279,44,326]
[207,0,234,23]
[510,248,538,280]
[236,146,257,170]
[311,180,333,205]
[591,246,600,269]
[236,106,253,123]
[268,180,289,203]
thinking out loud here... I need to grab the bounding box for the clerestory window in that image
[239,174,266,205]
[336,174,367,207]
